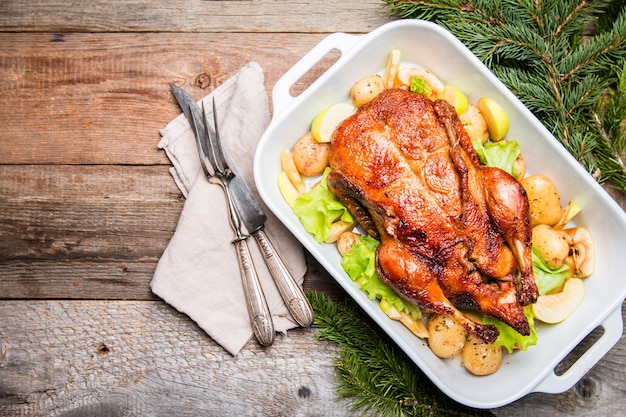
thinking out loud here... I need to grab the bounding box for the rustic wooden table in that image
[1,1,625,416]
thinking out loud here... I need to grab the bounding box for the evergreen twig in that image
[382,0,626,191]
[308,291,496,417]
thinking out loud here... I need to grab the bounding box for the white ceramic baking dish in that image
[253,20,626,408]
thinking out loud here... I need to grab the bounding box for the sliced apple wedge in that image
[478,96,510,141]
[383,49,401,89]
[532,278,584,324]
[277,170,300,208]
[310,103,355,143]
[280,148,306,193]
[324,220,355,244]
[442,85,468,115]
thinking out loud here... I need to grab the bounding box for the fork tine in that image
[207,98,230,174]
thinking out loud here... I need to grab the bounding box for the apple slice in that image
[478,96,510,141]
[383,49,401,89]
[277,170,300,208]
[310,102,355,143]
[532,278,585,324]
[442,85,468,115]
[324,220,355,244]
[280,148,306,193]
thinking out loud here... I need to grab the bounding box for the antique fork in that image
[190,98,275,347]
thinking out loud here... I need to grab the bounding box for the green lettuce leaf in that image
[409,76,432,97]
[293,168,354,242]
[472,138,521,177]
[483,306,537,353]
[532,246,572,295]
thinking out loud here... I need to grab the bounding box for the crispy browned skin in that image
[328,89,537,343]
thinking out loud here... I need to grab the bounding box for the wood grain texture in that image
[0,32,337,165]
[0,300,361,417]
[0,164,343,300]
[0,0,393,33]
[0,300,624,417]
[0,165,178,299]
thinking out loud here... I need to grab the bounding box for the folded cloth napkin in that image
[151,62,307,356]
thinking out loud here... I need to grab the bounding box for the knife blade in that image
[169,84,313,328]
[170,84,267,230]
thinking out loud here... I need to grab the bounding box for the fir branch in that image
[307,291,496,417]
[589,62,626,188]
[382,0,626,191]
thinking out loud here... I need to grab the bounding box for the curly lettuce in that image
[483,306,537,353]
[292,168,354,242]
[479,246,570,353]
[410,76,432,97]
[472,138,521,177]
[532,246,572,296]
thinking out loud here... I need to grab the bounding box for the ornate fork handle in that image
[233,238,275,347]
[252,229,313,327]
[213,175,275,347]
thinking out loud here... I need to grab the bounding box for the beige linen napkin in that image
[151,62,307,356]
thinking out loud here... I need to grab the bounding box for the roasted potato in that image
[292,131,331,177]
[336,231,361,256]
[427,314,467,359]
[461,335,503,376]
[532,224,570,269]
[459,104,489,144]
[351,74,385,107]
[521,174,562,226]
[513,152,526,180]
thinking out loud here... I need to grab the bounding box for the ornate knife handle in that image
[253,229,314,327]
[234,237,275,347]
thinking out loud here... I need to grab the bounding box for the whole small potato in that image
[336,231,361,257]
[459,104,489,144]
[461,335,503,376]
[513,153,526,180]
[532,224,570,268]
[350,75,385,107]
[521,174,562,226]
[292,131,331,177]
[427,314,467,359]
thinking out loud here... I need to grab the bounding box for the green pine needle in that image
[382,0,626,192]
[307,291,496,417]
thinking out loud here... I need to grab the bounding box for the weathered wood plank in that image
[0,164,345,300]
[0,300,361,417]
[0,0,394,33]
[0,165,178,299]
[0,32,346,165]
[0,300,624,416]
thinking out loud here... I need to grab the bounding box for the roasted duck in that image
[327,88,538,343]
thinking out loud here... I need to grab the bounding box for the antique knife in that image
[169,84,313,328]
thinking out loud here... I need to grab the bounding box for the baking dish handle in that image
[532,306,623,394]
[272,32,361,116]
